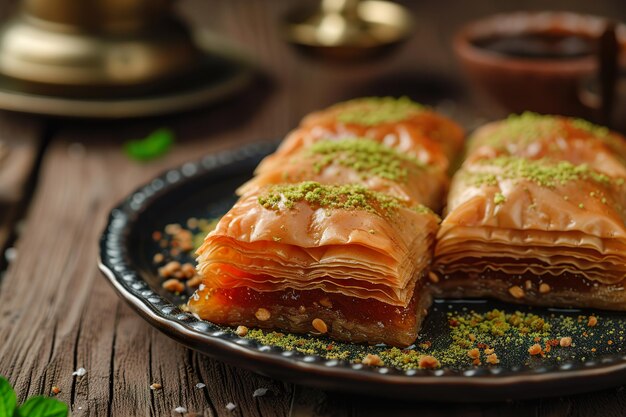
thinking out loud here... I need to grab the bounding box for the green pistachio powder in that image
[470,156,614,188]
[258,181,419,214]
[307,138,424,182]
[335,96,424,126]
[150,106,625,370]
[472,112,614,150]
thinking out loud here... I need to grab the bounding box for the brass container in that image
[0,0,253,117]
[0,0,202,97]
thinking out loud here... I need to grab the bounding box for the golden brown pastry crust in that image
[237,139,449,211]
[434,114,626,310]
[256,98,464,174]
[196,185,439,306]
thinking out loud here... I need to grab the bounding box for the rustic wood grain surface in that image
[1,1,625,416]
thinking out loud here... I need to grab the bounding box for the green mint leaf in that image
[0,377,16,417]
[123,128,174,162]
[18,397,67,417]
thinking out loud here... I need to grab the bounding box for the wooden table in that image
[1,1,625,416]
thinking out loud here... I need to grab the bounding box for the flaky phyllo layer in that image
[256,97,464,174]
[435,133,626,300]
[466,112,626,176]
[195,182,439,307]
[238,138,449,211]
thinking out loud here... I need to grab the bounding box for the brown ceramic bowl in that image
[454,11,626,117]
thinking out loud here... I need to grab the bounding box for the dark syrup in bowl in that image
[472,32,596,60]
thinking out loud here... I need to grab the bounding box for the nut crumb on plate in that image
[362,354,383,366]
[236,326,248,337]
[162,279,185,293]
[528,344,542,355]
[486,353,500,364]
[418,355,440,369]
[467,348,479,359]
[186,276,203,288]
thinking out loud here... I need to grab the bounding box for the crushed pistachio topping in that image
[470,156,612,188]
[470,112,561,149]
[570,118,610,138]
[257,181,404,214]
[493,192,506,205]
[335,96,424,126]
[308,138,424,182]
[472,112,615,150]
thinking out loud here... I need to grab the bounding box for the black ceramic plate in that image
[99,142,626,402]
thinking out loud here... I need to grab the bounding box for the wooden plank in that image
[0,113,44,268]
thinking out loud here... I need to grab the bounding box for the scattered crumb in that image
[252,388,268,397]
[159,261,181,278]
[162,279,185,293]
[51,386,61,395]
[486,353,500,364]
[588,316,598,327]
[528,344,542,356]
[72,367,87,377]
[559,337,572,347]
[418,355,440,369]
[508,286,524,299]
[195,383,206,389]
[181,263,196,279]
[150,383,162,391]
[312,318,328,334]
[186,276,203,288]
[236,326,249,337]
[524,280,532,290]
[428,271,439,283]
[467,348,480,360]
[362,354,383,366]
[255,308,271,321]
[153,253,164,264]
[226,402,237,411]
[174,406,187,414]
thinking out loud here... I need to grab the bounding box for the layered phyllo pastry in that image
[256,97,464,174]
[466,112,626,176]
[433,116,626,310]
[188,182,440,346]
[237,138,449,211]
